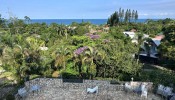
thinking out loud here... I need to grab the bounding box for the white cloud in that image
[159,13,169,16]
[139,13,149,16]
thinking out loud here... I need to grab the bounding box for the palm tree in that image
[72,47,89,78]
[93,46,107,77]
[52,45,72,70]
[82,47,96,76]
[74,46,106,78]
[1,44,27,83]
[58,25,68,39]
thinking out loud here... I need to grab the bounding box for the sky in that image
[0,0,175,19]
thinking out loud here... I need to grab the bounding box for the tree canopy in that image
[107,8,139,26]
[0,15,143,82]
[0,14,175,86]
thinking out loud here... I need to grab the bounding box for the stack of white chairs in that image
[157,84,164,95]
[157,84,173,99]
[163,86,173,99]
[141,84,148,98]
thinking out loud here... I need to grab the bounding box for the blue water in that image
[31,19,108,25]
[30,19,158,25]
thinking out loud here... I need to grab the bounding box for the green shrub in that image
[61,66,79,79]
[74,26,89,36]
[134,69,175,87]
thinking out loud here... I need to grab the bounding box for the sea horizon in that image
[30,19,107,25]
[4,18,168,25]
[28,19,162,25]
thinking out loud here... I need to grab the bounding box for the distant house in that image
[151,35,164,53]
[123,32,137,43]
[122,32,164,53]
[136,35,164,64]
[103,27,109,32]
[123,32,135,39]
[140,35,164,58]
[123,31,165,63]
[123,31,149,44]
[90,29,97,34]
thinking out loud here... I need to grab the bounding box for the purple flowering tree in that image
[85,33,100,40]
[73,46,98,78]
[89,34,100,39]
[74,46,88,55]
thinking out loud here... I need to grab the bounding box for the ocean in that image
[30,19,158,25]
[31,19,108,25]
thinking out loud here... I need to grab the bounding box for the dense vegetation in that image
[0,15,142,83]
[159,19,175,69]
[0,13,175,88]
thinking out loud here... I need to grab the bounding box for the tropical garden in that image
[0,14,142,83]
[0,8,175,98]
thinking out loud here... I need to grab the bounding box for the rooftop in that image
[15,78,162,100]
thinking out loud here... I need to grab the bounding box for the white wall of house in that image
[123,32,135,39]
[123,32,149,43]
[123,32,138,43]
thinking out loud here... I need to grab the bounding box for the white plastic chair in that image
[18,87,27,98]
[157,84,164,95]
[163,87,173,98]
[141,84,147,98]
[141,90,147,98]
[124,83,132,92]
[87,86,98,93]
[30,85,41,93]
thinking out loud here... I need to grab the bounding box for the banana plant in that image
[0,44,28,83]
[75,46,100,77]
